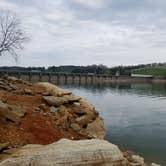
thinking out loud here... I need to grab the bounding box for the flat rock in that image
[73,102,81,106]
[6,76,19,82]
[37,82,72,96]
[0,82,11,91]
[0,139,127,166]
[63,95,81,103]
[43,96,67,106]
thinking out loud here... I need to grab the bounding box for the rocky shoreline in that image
[0,76,161,166]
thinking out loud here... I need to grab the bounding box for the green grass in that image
[132,67,166,76]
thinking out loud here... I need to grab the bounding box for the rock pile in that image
[39,82,105,139]
[0,76,105,148]
[0,75,31,91]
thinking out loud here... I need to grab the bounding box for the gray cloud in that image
[0,0,166,67]
[70,0,107,9]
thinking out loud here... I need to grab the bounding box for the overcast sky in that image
[1,0,166,67]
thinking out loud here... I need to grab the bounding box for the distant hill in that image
[132,67,166,76]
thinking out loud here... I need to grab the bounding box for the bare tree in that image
[0,11,29,60]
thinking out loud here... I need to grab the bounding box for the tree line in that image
[1,63,166,75]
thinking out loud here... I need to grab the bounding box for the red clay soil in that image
[0,81,85,148]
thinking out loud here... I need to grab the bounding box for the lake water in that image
[60,82,166,165]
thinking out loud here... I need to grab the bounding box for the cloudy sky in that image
[1,0,166,67]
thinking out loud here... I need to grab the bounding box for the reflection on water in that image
[59,82,166,165]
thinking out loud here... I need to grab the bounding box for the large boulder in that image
[0,139,127,166]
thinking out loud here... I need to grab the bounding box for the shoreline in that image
[0,76,162,166]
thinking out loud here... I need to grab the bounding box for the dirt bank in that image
[0,76,105,148]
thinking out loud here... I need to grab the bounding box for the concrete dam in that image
[0,70,160,85]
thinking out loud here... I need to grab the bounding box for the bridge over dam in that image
[0,70,163,85]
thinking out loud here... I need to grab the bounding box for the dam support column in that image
[18,72,21,79]
[64,74,68,84]
[72,74,75,84]
[48,73,51,83]
[91,75,94,84]
[85,75,88,85]
[57,74,60,85]
[29,72,32,82]
[78,74,81,85]
[39,73,42,82]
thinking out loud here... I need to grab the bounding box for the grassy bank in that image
[132,67,166,76]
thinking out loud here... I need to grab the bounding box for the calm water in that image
[59,83,166,165]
